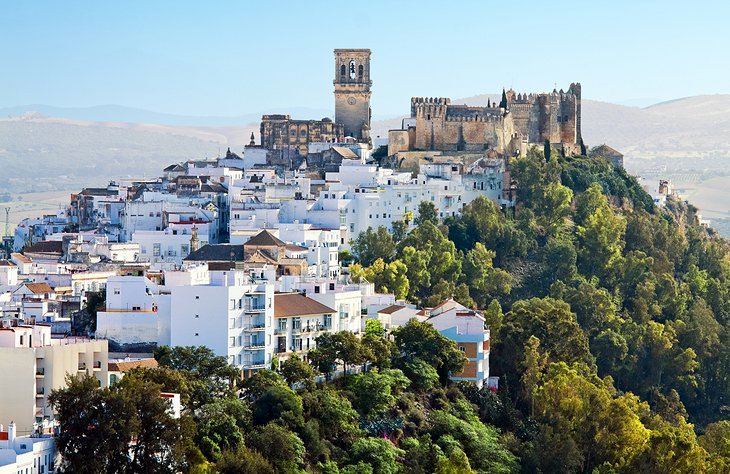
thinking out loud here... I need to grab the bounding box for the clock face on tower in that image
[347,97,356,105]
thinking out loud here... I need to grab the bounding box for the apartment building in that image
[0,323,108,434]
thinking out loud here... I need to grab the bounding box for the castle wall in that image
[388,130,410,156]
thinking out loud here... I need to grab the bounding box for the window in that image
[278,319,287,331]
[358,64,364,78]
[229,318,235,329]
[459,346,466,352]
[314,285,320,294]
[113,288,120,295]
[195,332,199,337]
[292,317,301,330]
[340,64,346,76]
[152,243,161,257]
[132,306,141,311]
[229,337,236,347]
[329,283,335,291]
[230,299,237,310]
[195,314,200,319]
[195,296,200,300]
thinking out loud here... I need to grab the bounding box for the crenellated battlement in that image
[411,97,451,106]
[407,82,582,154]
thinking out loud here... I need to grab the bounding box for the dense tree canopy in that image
[52,148,730,472]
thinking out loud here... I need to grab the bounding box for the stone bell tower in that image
[333,48,372,142]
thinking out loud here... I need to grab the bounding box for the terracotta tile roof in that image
[378,304,407,315]
[590,144,623,157]
[184,244,245,262]
[0,260,16,267]
[274,293,336,318]
[207,261,241,271]
[285,243,308,252]
[24,282,54,294]
[23,240,63,255]
[331,146,359,159]
[11,253,31,263]
[108,358,158,372]
[245,230,286,247]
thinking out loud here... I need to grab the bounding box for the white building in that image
[169,270,275,373]
[426,300,491,388]
[0,421,56,474]
[96,276,172,350]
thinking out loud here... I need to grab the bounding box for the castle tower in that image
[334,49,372,142]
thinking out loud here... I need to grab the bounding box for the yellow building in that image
[0,322,108,435]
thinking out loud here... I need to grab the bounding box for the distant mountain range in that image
[1,95,729,194]
[0,104,332,127]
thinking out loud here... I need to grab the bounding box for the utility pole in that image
[4,207,9,237]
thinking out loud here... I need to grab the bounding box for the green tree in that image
[251,384,304,429]
[351,226,396,266]
[348,368,410,416]
[392,319,466,384]
[48,374,131,474]
[355,258,410,301]
[415,200,438,226]
[575,184,627,280]
[154,345,238,407]
[247,423,306,473]
[280,354,316,387]
[214,445,275,474]
[116,375,186,473]
[521,336,547,417]
[462,242,511,307]
[349,437,405,474]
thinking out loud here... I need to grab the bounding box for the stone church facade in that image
[260,49,372,157]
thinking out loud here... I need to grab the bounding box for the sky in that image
[1,0,728,119]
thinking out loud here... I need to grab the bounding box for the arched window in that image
[340,64,346,76]
[358,64,364,78]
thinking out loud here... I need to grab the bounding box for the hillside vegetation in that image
[52,148,730,473]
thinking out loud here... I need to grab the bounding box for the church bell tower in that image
[334,49,372,142]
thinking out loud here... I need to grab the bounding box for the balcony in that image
[274,328,287,335]
[244,340,266,349]
[243,361,267,369]
[244,305,266,313]
[36,387,45,397]
[93,361,102,370]
[78,362,87,371]
[244,324,266,332]
[35,368,45,376]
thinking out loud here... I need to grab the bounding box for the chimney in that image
[8,421,16,445]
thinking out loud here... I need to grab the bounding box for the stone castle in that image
[259,48,582,161]
[390,84,582,157]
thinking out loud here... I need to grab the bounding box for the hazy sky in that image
[1,0,727,118]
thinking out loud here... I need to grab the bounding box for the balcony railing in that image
[274,328,287,335]
[93,361,102,369]
[243,362,267,369]
[245,341,266,349]
[244,305,266,312]
[36,368,45,376]
[244,324,266,331]
[78,363,87,371]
